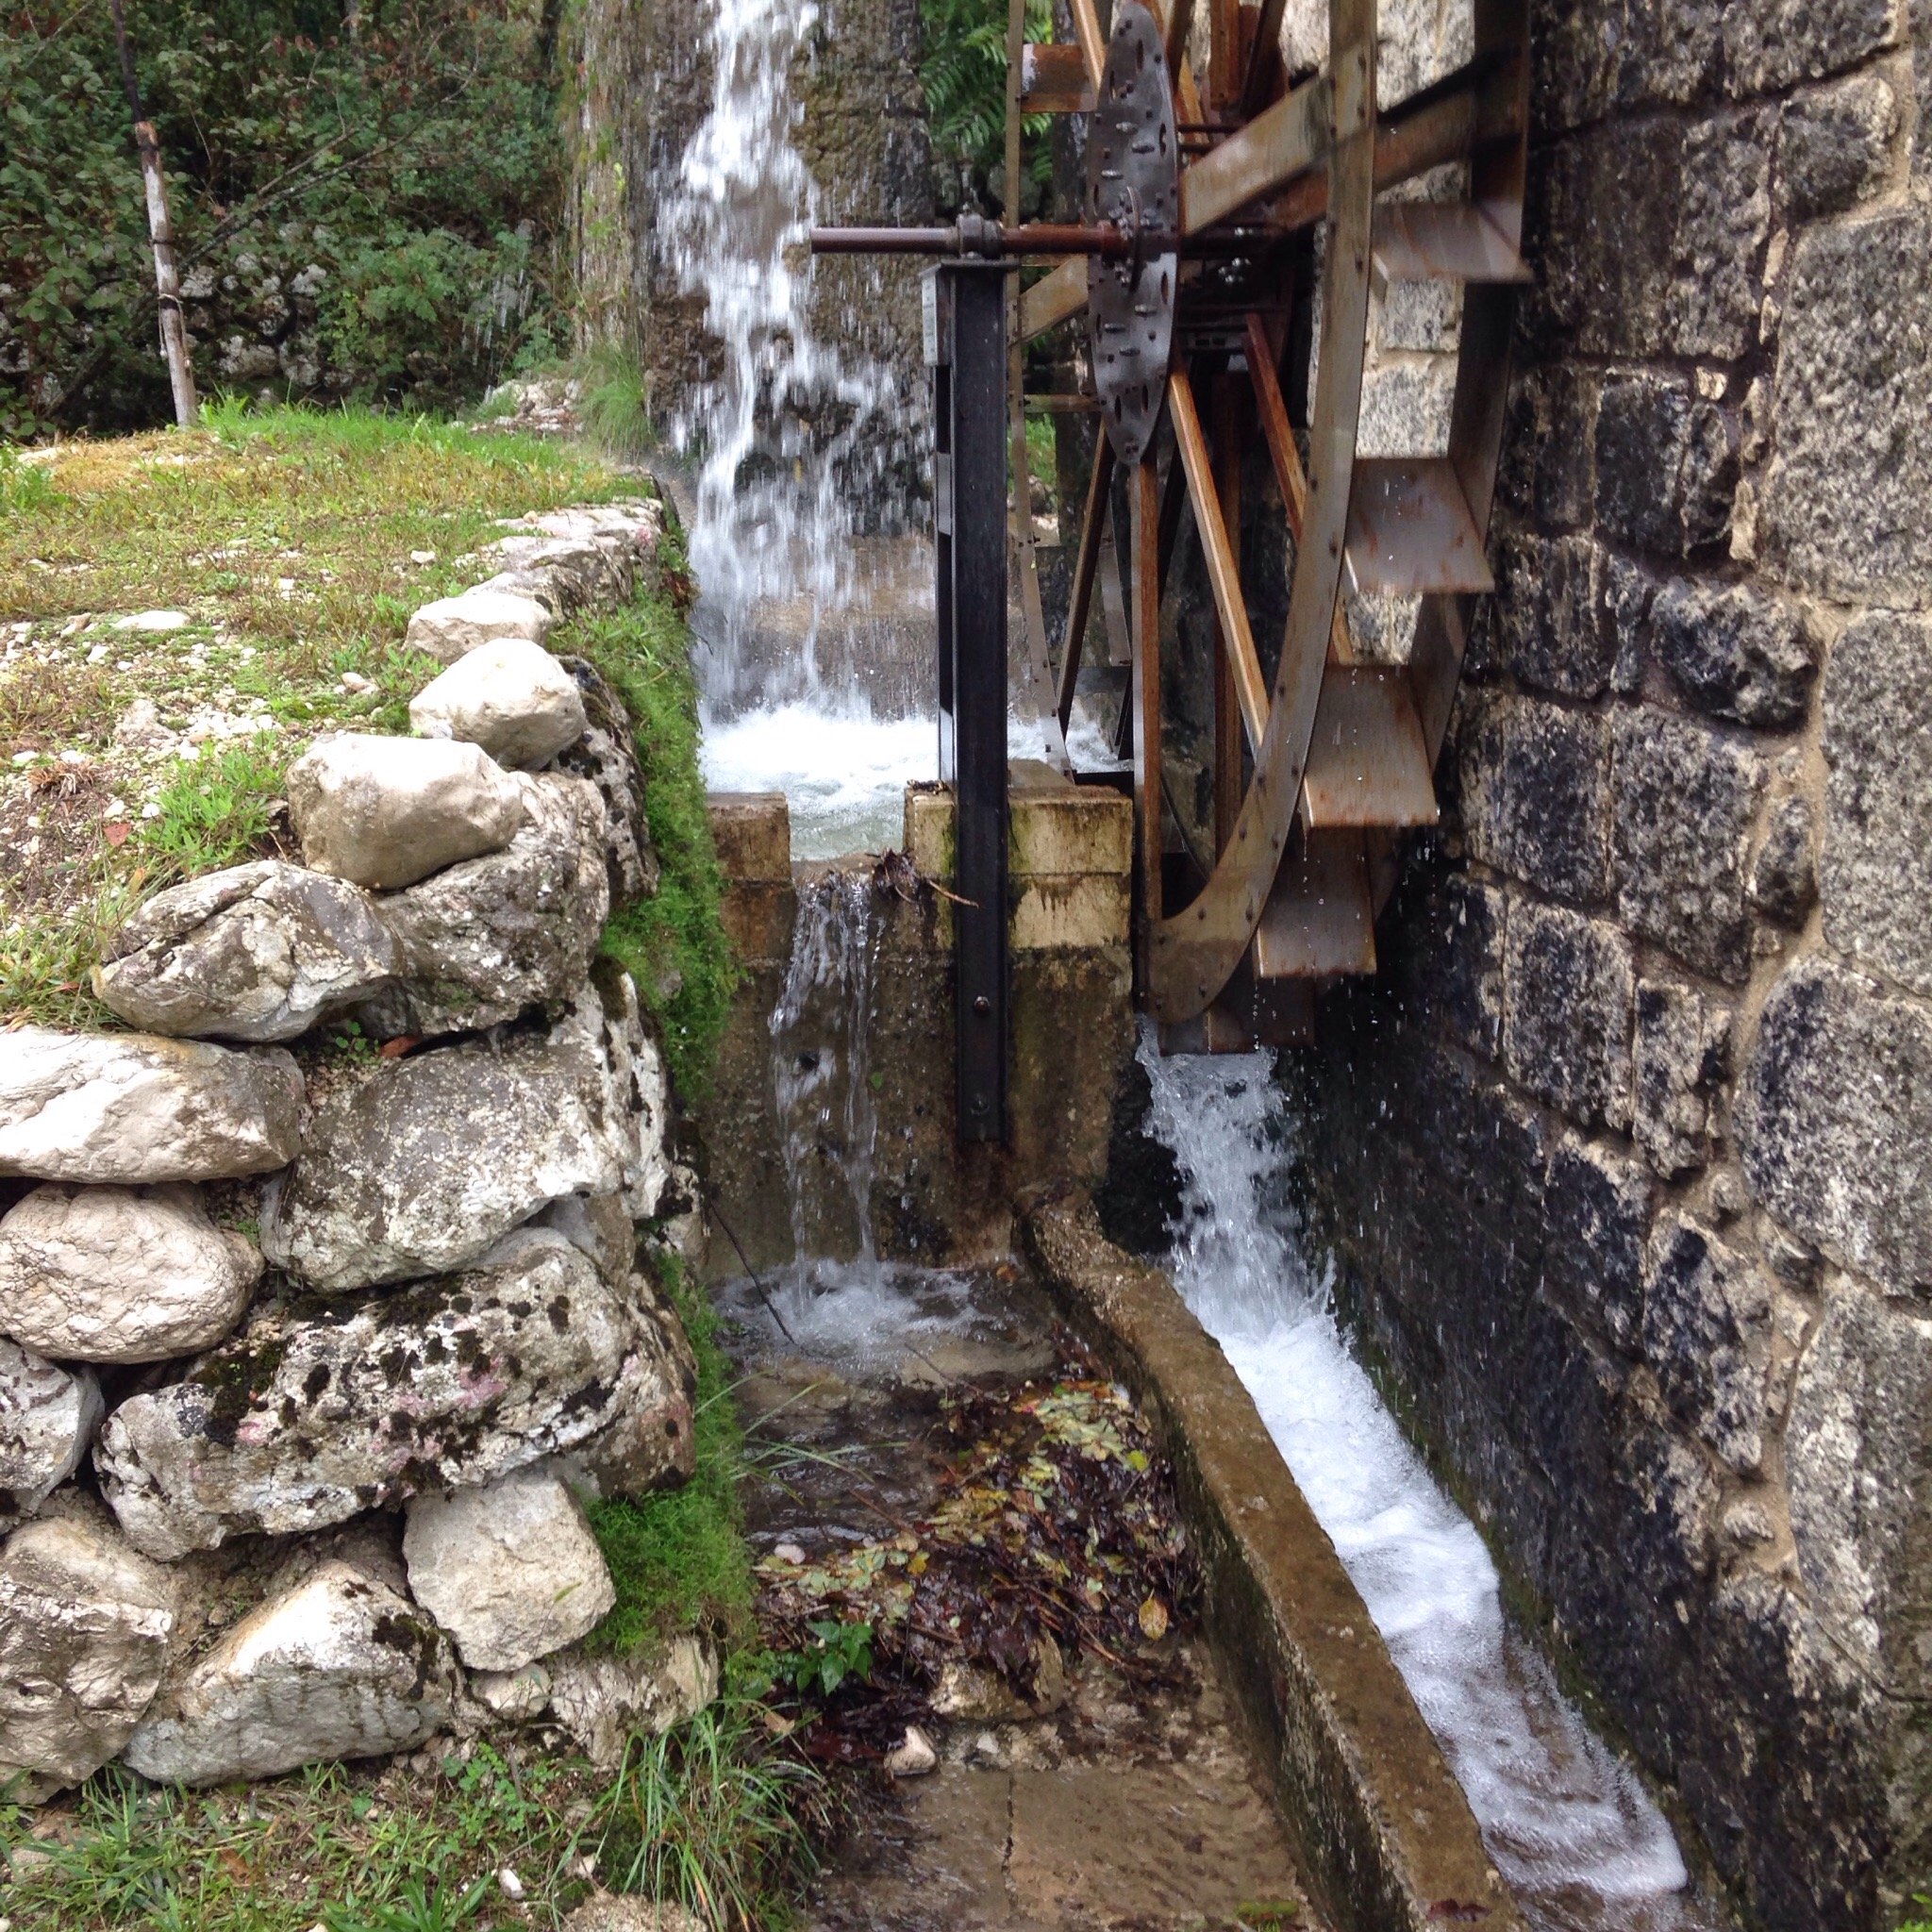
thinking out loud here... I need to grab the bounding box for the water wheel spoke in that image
[1057,435,1117,733]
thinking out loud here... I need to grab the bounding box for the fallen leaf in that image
[376,1035,420,1059]
[1138,1595,1169,1641]
[103,821,131,846]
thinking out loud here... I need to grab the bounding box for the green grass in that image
[588,1255,756,1657]
[576,342,656,461]
[569,525,738,1101]
[140,741,292,881]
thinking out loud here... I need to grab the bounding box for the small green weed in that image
[778,1619,874,1701]
[0,446,60,516]
[570,525,738,1100]
[590,1255,755,1656]
[140,741,291,881]
[322,1872,493,1932]
[589,1696,824,1931]
[1897,1896,1931,1932]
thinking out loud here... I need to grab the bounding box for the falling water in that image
[658,0,928,729]
[1135,1027,1717,1932]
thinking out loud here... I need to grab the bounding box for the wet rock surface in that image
[120,1559,460,1785]
[93,860,399,1042]
[0,1512,175,1799]
[262,974,664,1291]
[716,1263,1318,1932]
[94,1229,685,1557]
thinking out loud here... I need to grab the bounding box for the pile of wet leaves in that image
[755,1342,1199,1762]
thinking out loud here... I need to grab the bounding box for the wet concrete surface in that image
[718,1263,1322,1932]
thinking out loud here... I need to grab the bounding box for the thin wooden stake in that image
[110,0,196,428]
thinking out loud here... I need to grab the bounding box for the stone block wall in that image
[1288,8,1932,1932]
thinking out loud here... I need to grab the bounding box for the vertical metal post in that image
[930,262,1009,1144]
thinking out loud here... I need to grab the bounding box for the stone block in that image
[1503,901,1635,1129]
[1779,71,1899,218]
[706,791,791,884]
[1749,794,1818,927]
[1593,370,1737,556]
[1531,0,1720,133]
[1641,1215,1774,1475]
[1499,365,1598,527]
[719,879,797,966]
[1723,0,1900,96]
[1491,531,1618,699]
[1399,874,1507,1061]
[1647,578,1819,728]
[1633,980,1731,1178]
[1542,1132,1654,1353]
[1611,708,1766,983]
[1821,610,1932,994]
[1786,1276,1932,1668]
[1535,115,1769,362]
[1761,208,1932,605]
[1738,958,1932,1295]
[1457,692,1612,903]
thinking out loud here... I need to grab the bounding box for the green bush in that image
[1,0,562,438]
[919,0,1052,210]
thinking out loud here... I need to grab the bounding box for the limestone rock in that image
[94,1230,684,1557]
[555,657,658,908]
[544,1284,697,1504]
[884,1724,938,1776]
[404,1470,614,1671]
[93,861,397,1043]
[1,1340,103,1520]
[0,1183,261,1364]
[408,640,589,771]
[261,973,665,1291]
[479,502,660,616]
[1641,1217,1773,1476]
[120,1561,459,1785]
[356,774,609,1040]
[1647,579,1818,728]
[405,587,555,665]
[470,1661,551,1722]
[564,1896,704,1932]
[0,1515,174,1800]
[545,1633,716,1768]
[530,1191,636,1288]
[1737,958,1932,1295]
[1821,611,1932,995]
[0,1027,303,1183]
[288,735,525,891]
[1611,708,1765,984]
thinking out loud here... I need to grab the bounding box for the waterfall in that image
[1135,1027,1717,1932]
[658,0,926,722]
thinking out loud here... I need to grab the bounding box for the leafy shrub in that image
[919,0,1052,210]
[1,0,562,438]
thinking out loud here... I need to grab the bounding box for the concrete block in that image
[706,792,791,884]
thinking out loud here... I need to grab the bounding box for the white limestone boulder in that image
[0,1183,261,1364]
[287,735,525,891]
[93,861,397,1042]
[0,1514,175,1800]
[545,1633,716,1769]
[405,587,555,664]
[0,1027,303,1183]
[119,1560,458,1785]
[408,640,588,771]
[356,773,609,1040]
[403,1469,614,1671]
[94,1229,685,1558]
[260,971,667,1292]
[554,656,657,908]
[1,1340,103,1521]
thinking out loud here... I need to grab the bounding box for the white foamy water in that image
[1136,1029,1711,1932]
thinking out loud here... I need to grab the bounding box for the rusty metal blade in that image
[1298,665,1439,829]
[1373,200,1528,283]
[1021,42,1096,111]
[1250,829,1375,976]
[1344,457,1496,596]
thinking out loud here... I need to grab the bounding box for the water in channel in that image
[1134,1029,1716,1932]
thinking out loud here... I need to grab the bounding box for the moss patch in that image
[587,1254,755,1657]
[565,524,737,1101]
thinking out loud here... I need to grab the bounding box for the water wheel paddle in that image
[813,0,1529,1050]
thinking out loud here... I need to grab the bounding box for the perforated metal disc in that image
[1086,0,1177,467]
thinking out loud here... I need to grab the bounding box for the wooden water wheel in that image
[818,0,1530,1054]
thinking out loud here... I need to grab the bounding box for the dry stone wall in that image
[0,502,714,1802]
[1290,8,1932,1932]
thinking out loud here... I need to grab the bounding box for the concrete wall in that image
[1290,9,1932,1932]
